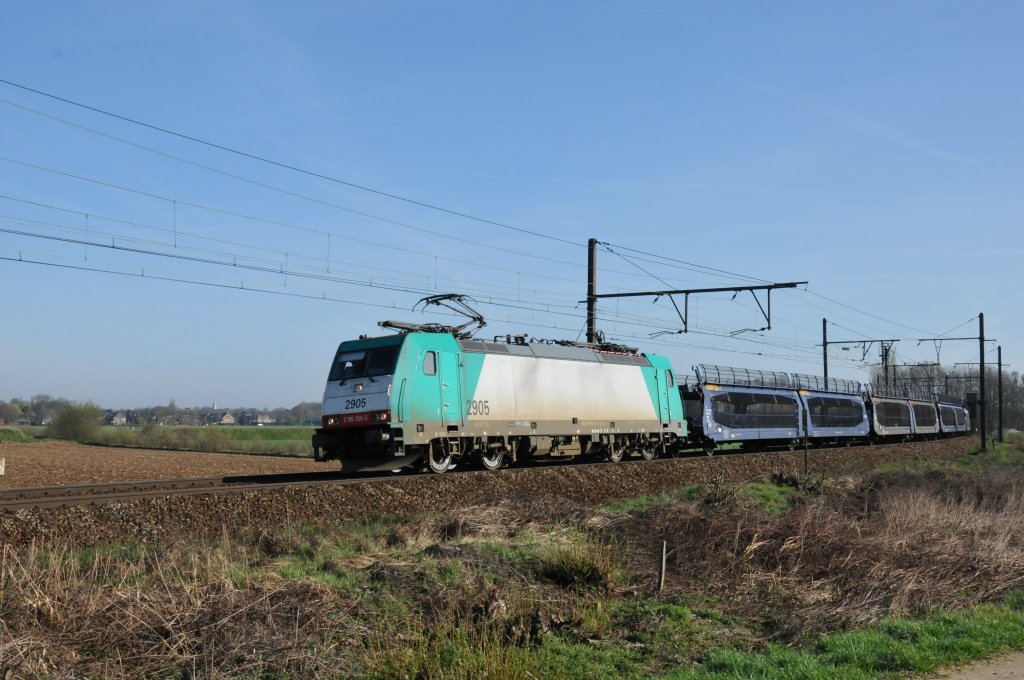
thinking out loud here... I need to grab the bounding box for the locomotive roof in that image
[457,338,652,366]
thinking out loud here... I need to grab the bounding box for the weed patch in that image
[0,427,34,443]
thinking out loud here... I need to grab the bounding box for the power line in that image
[0,154,596,271]
[0,96,592,266]
[937,315,979,337]
[0,95,765,295]
[0,196,587,298]
[0,250,852,367]
[0,233,863,368]
[0,219,692,329]
[0,196,890,366]
[803,288,936,336]
[1,207,780,335]
[599,240,773,284]
[0,223,633,321]
[0,77,582,247]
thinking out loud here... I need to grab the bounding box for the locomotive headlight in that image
[354,384,364,392]
[327,417,337,426]
[374,410,390,422]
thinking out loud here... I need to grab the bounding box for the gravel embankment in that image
[0,438,974,549]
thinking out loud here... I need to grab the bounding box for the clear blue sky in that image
[1,1,1020,409]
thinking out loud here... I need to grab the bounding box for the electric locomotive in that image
[313,328,686,473]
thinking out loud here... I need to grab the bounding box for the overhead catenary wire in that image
[0,197,588,300]
[0,223,863,367]
[0,78,583,247]
[0,80,960,373]
[793,289,917,341]
[0,207,738,329]
[0,154,596,271]
[803,288,937,336]
[0,97,597,263]
[2,206,790,338]
[0,251,870,372]
[599,240,773,284]
[0,89,794,293]
[0,154,720,290]
[2,219,851,360]
[0,170,917,366]
[0,218,686,330]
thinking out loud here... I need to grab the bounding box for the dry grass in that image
[616,457,1024,640]
[2,449,1023,677]
[0,539,357,678]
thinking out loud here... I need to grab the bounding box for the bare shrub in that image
[47,402,103,441]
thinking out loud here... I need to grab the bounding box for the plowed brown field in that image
[0,440,322,487]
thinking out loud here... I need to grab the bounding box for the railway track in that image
[0,469,402,512]
[0,436,960,513]
[0,452,689,512]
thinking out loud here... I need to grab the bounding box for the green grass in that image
[737,479,800,514]
[0,426,35,443]
[664,596,1024,679]
[219,426,315,443]
[86,425,315,456]
[873,443,1024,476]
[602,485,705,514]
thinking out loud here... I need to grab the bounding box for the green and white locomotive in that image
[312,306,686,473]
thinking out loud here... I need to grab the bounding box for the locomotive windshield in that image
[328,345,400,382]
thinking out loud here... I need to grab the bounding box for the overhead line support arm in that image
[590,282,806,334]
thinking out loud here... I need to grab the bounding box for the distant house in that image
[109,411,128,426]
[239,411,275,426]
[15,417,31,426]
[218,412,236,426]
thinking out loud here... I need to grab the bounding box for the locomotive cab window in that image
[329,351,366,381]
[423,351,437,376]
[365,345,400,377]
[328,345,400,382]
[667,370,675,388]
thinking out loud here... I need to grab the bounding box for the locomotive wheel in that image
[607,446,625,463]
[426,446,453,474]
[639,446,657,461]
[480,449,505,471]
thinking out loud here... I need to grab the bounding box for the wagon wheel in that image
[479,448,506,471]
[426,444,453,474]
[703,440,716,456]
